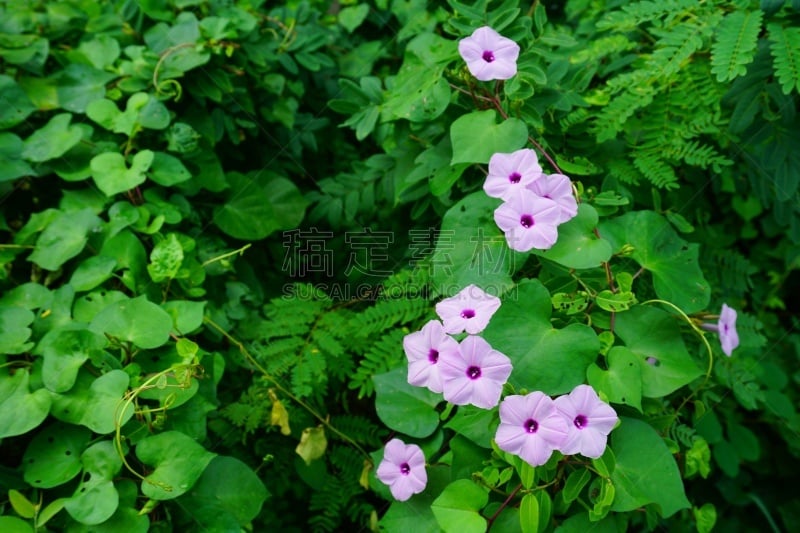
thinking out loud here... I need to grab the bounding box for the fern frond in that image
[607,158,644,186]
[349,328,406,398]
[560,108,590,130]
[648,23,705,77]
[570,34,637,65]
[632,150,679,189]
[593,85,656,142]
[768,23,800,94]
[711,10,763,82]
[665,140,733,172]
[292,345,328,398]
[596,0,699,31]
[309,476,360,533]
[350,296,429,336]
[330,414,387,448]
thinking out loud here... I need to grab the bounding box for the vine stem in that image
[486,483,522,531]
[203,317,371,460]
[640,299,715,420]
[201,243,252,267]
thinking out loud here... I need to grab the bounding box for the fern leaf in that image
[596,0,699,31]
[593,85,656,142]
[649,24,705,77]
[330,414,387,448]
[768,23,800,94]
[665,140,733,172]
[349,329,406,398]
[350,297,429,337]
[607,158,644,185]
[711,10,763,82]
[632,151,679,189]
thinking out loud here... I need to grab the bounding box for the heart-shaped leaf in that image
[35,325,107,393]
[431,479,488,533]
[599,211,710,313]
[0,305,35,354]
[483,279,601,395]
[136,431,216,500]
[29,208,102,271]
[64,440,122,525]
[23,422,91,488]
[450,110,528,164]
[90,150,154,197]
[22,113,83,163]
[373,366,441,438]
[0,370,52,439]
[149,152,191,186]
[50,369,134,434]
[587,346,643,411]
[533,204,612,269]
[89,295,172,349]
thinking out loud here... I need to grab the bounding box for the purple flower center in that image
[428,349,439,363]
[574,415,588,429]
[523,419,538,433]
[723,323,729,334]
[400,462,410,475]
[466,366,482,380]
[520,214,534,228]
[509,172,522,184]
[461,309,476,319]
[482,50,495,63]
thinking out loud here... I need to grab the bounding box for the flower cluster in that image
[404,284,511,409]
[496,385,618,466]
[487,149,578,252]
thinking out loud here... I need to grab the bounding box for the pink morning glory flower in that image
[494,189,561,252]
[495,392,569,467]
[376,438,427,501]
[440,335,512,409]
[458,26,520,81]
[435,284,501,335]
[526,173,578,224]
[403,319,461,393]
[553,385,619,459]
[702,303,739,356]
[483,149,543,201]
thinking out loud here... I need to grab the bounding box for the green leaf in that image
[587,347,642,412]
[562,468,592,504]
[0,516,34,533]
[532,204,612,269]
[0,370,51,439]
[431,192,515,295]
[213,172,309,240]
[0,305,35,354]
[711,11,762,82]
[23,422,91,488]
[373,366,441,438]
[444,405,498,448]
[483,280,601,395]
[90,295,173,349]
[66,34,121,69]
[90,150,155,197]
[135,431,217,500]
[382,52,451,122]
[162,300,206,335]
[339,4,370,33]
[431,479,488,533]
[614,306,703,397]
[0,75,36,128]
[69,256,117,292]
[29,208,102,271]
[175,456,269,528]
[610,418,690,517]
[8,489,35,519]
[0,133,34,182]
[35,325,107,393]
[520,493,540,533]
[595,290,636,312]
[149,152,192,186]
[22,113,83,163]
[87,93,170,135]
[599,211,710,313]
[50,369,134,434]
[450,110,528,165]
[148,233,184,283]
[64,441,122,525]
[768,23,800,94]
[693,503,717,533]
[380,466,449,531]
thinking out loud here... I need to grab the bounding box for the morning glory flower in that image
[495,392,569,467]
[553,385,619,459]
[701,303,739,356]
[483,149,543,201]
[376,438,427,501]
[403,319,461,393]
[526,173,578,224]
[458,26,520,81]
[435,284,502,335]
[440,335,512,409]
[494,189,561,252]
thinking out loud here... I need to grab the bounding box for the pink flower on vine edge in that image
[494,189,561,252]
[435,284,502,335]
[376,438,427,501]
[553,385,619,459]
[458,26,520,81]
[495,392,569,466]
[440,335,512,409]
[403,319,460,393]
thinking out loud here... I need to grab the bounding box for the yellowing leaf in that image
[295,426,327,465]
[268,389,291,436]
